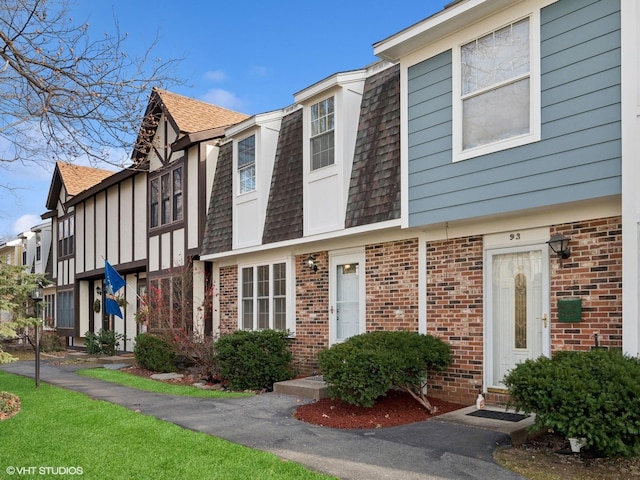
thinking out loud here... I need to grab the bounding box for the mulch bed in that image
[294,390,465,429]
[104,367,468,429]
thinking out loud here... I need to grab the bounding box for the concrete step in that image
[273,375,329,400]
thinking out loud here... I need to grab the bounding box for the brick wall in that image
[215,216,622,405]
[365,239,419,331]
[218,265,238,334]
[424,216,622,406]
[426,236,485,405]
[549,216,622,351]
[291,252,329,375]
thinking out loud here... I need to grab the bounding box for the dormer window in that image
[310,97,334,170]
[238,135,256,194]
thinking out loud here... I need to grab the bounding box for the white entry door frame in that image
[485,243,551,389]
[329,248,366,345]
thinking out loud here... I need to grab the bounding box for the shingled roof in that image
[56,161,115,196]
[262,109,304,244]
[154,89,249,135]
[45,161,115,210]
[345,64,401,227]
[201,142,234,256]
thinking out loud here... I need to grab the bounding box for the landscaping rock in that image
[150,373,184,381]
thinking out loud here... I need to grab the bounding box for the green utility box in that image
[558,297,582,323]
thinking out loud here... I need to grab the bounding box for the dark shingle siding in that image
[345,64,401,228]
[201,142,233,255]
[262,109,304,244]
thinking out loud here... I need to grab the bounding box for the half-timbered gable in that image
[142,89,248,335]
[44,162,115,340]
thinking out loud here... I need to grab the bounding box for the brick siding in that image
[549,217,622,351]
[291,252,329,375]
[426,236,485,404]
[216,217,622,406]
[218,265,238,334]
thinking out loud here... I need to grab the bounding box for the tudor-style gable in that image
[141,88,248,273]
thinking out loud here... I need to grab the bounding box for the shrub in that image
[318,330,452,413]
[84,329,125,356]
[170,330,218,381]
[216,330,294,391]
[41,331,65,353]
[134,333,177,372]
[504,349,640,458]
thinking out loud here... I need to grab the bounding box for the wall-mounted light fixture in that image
[306,255,318,273]
[546,233,571,261]
[96,286,102,296]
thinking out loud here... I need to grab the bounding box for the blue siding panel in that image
[407,0,621,227]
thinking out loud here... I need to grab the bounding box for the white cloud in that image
[204,70,227,82]
[201,88,245,111]
[12,214,42,235]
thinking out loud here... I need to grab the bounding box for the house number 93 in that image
[509,233,521,241]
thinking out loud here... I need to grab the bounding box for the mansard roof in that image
[345,64,401,227]
[201,142,233,256]
[262,109,304,244]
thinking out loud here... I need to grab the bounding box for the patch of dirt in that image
[0,391,21,421]
[294,390,465,429]
[495,432,640,480]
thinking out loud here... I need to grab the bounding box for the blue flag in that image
[105,261,126,319]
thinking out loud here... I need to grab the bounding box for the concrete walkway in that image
[1,361,528,480]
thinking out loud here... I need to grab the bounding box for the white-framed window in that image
[310,97,334,170]
[240,261,288,331]
[237,135,256,194]
[454,14,540,161]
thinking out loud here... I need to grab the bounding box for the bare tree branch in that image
[0,0,183,169]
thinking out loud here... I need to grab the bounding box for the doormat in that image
[466,410,529,422]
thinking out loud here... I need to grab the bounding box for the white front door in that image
[329,249,365,345]
[486,245,550,388]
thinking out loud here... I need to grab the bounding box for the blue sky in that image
[0,0,449,240]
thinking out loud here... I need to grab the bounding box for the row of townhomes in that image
[1,222,55,326]
[36,0,639,404]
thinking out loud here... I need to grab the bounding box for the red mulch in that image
[294,390,465,429]
[122,367,467,429]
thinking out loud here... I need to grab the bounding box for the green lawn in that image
[0,371,334,480]
[77,367,252,398]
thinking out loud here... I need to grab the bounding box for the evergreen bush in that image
[504,349,640,458]
[318,330,452,412]
[216,330,294,391]
[134,333,177,372]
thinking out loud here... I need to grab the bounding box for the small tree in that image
[0,0,182,170]
[140,260,217,378]
[0,261,46,363]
